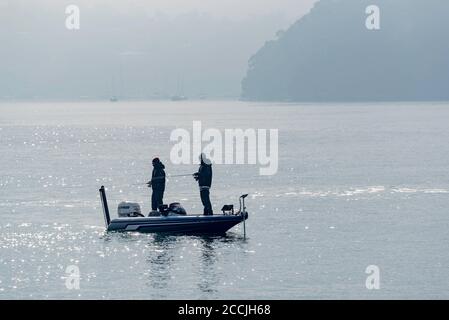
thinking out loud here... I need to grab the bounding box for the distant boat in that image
[171,74,188,101]
[110,96,118,102]
[170,95,188,101]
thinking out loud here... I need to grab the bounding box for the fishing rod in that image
[167,174,195,178]
[132,173,195,186]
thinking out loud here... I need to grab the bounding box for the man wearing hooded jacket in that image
[194,153,213,215]
[148,157,166,213]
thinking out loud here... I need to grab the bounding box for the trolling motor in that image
[239,194,248,213]
[239,194,248,238]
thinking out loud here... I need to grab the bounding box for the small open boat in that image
[99,186,248,235]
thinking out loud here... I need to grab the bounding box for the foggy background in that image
[0,0,316,100]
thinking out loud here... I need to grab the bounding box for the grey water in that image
[1,101,448,299]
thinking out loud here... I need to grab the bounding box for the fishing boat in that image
[99,186,248,235]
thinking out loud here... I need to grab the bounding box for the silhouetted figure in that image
[148,157,166,213]
[194,153,213,215]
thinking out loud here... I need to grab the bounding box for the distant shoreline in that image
[1,98,449,104]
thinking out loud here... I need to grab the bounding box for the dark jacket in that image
[151,162,166,191]
[197,160,212,188]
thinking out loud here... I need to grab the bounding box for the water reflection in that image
[145,234,178,291]
[197,236,219,295]
[144,233,247,297]
[100,231,248,298]
[196,234,247,297]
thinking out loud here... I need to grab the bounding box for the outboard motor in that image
[118,202,143,217]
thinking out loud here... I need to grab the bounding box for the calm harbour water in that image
[0,100,448,299]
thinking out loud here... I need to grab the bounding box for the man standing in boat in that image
[194,153,213,215]
[147,157,166,215]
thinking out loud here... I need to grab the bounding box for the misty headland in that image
[242,0,449,102]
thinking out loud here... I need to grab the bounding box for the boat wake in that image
[255,186,449,199]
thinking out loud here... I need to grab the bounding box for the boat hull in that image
[107,213,248,234]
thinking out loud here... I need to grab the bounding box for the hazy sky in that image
[4,0,317,20]
[115,0,316,20]
[0,0,318,99]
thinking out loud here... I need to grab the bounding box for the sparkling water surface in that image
[0,101,448,299]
